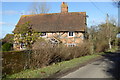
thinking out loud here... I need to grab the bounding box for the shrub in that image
[30,41,91,69]
[3,41,91,76]
[2,42,13,51]
[94,40,109,53]
[2,50,30,76]
[2,34,14,44]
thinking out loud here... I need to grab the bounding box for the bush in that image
[94,40,109,53]
[3,41,91,76]
[2,34,14,44]
[2,50,31,76]
[30,41,91,69]
[2,43,13,51]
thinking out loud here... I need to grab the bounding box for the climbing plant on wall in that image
[15,21,40,49]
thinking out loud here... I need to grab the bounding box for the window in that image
[50,38,59,44]
[68,32,74,37]
[67,43,76,47]
[41,32,46,37]
[20,43,26,50]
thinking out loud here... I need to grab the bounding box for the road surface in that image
[61,52,120,78]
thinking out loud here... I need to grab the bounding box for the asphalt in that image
[60,51,120,79]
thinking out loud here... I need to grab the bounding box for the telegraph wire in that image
[89,0,106,15]
[89,0,109,26]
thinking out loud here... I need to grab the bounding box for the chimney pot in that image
[61,2,68,13]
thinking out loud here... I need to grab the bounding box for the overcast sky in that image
[1,1,118,39]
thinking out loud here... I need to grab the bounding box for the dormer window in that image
[68,32,74,37]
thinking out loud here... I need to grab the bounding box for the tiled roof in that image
[13,12,87,33]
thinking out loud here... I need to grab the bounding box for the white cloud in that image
[1,10,19,15]
[0,21,15,26]
[1,10,33,15]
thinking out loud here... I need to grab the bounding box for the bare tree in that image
[88,16,118,52]
[113,0,120,8]
[29,2,50,14]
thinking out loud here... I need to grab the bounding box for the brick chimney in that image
[61,2,68,13]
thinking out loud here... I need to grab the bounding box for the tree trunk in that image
[109,38,112,49]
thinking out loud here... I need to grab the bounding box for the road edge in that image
[48,55,104,78]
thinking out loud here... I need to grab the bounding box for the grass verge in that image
[4,53,104,79]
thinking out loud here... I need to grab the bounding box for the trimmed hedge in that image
[2,50,32,77]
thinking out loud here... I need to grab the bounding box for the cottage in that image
[13,2,87,50]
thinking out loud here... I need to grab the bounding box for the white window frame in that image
[40,32,47,37]
[20,43,26,50]
[68,32,75,37]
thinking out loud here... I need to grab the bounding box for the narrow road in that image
[61,51,120,78]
